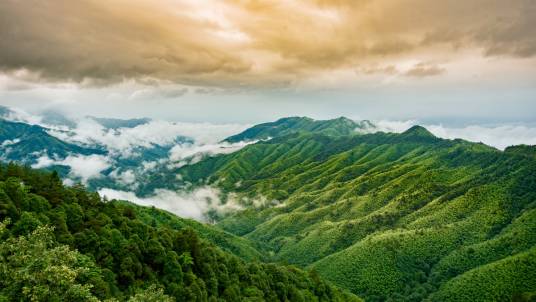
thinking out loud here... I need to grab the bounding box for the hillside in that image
[223,116,374,143]
[176,124,536,301]
[0,163,360,301]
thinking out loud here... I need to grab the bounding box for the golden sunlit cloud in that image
[0,0,535,88]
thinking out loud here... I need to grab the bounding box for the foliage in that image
[176,125,536,301]
[0,162,359,301]
[0,221,101,301]
[223,116,373,143]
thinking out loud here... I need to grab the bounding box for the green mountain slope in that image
[117,200,268,261]
[176,124,536,301]
[223,116,374,143]
[0,163,359,301]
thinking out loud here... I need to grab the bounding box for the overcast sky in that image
[1,0,535,124]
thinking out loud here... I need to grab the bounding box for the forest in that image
[0,162,360,301]
[173,127,536,301]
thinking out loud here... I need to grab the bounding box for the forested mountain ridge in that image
[223,116,374,143]
[0,163,360,301]
[0,110,377,199]
[176,124,536,301]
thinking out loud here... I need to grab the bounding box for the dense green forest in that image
[0,163,360,301]
[174,125,536,301]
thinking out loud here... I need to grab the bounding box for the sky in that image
[0,0,535,124]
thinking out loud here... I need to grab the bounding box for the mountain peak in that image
[402,125,435,137]
[276,116,312,122]
[88,116,151,129]
[333,116,354,123]
[224,116,366,143]
[504,144,536,158]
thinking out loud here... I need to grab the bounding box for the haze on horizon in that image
[0,0,535,124]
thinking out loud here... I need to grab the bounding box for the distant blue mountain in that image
[0,119,106,164]
[88,116,151,129]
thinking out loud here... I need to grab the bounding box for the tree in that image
[0,220,102,301]
[127,285,174,302]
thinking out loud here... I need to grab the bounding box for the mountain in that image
[0,111,379,196]
[223,116,374,143]
[0,163,360,301]
[88,116,151,129]
[0,112,190,192]
[175,124,536,301]
[0,105,151,130]
[0,105,12,118]
[40,110,78,128]
[0,119,105,164]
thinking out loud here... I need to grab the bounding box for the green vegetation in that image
[120,200,269,261]
[0,163,360,301]
[176,124,536,301]
[2,115,536,301]
[223,116,373,143]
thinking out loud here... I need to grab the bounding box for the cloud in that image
[370,120,417,133]
[168,141,256,166]
[98,186,242,222]
[358,65,399,76]
[425,124,536,150]
[31,155,58,169]
[0,106,43,125]
[48,118,249,156]
[404,63,446,78]
[141,161,158,172]
[0,0,534,88]
[109,169,137,186]
[128,87,189,100]
[2,106,254,189]
[356,62,446,78]
[32,154,111,184]
[62,154,111,182]
[0,139,20,147]
[0,0,252,87]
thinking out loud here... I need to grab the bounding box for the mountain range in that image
[0,106,535,301]
[0,119,106,164]
[175,124,536,301]
[223,116,374,143]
